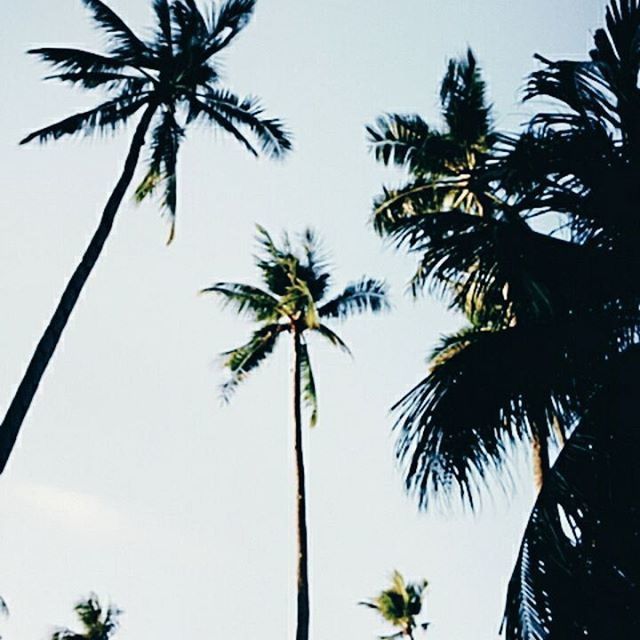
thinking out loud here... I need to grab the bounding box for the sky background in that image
[0,1,602,639]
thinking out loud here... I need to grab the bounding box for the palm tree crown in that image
[52,595,121,640]
[24,0,292,240]
[360,571,429,640]
[205,225,389,416]
[0,0,292,475]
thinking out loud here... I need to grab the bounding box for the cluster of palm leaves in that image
[360,571,429,640]
[52,596,120,640]
[369,1,640,637]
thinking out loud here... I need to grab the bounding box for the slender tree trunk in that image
[292,328,310,640]
[0,104,157,474]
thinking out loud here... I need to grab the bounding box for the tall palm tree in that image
[205,226,388,640]
[0,0,292,474]
[52,595,121,640]
[367,51,556,493]
[360,571,429,640]
[372,0,640,636]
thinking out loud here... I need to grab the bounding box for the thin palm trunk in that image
[292,327,310,640]
[0,104,157,473]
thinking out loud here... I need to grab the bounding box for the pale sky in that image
[0,1,602,639]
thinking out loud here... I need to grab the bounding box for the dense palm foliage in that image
[371,1,640,637]
[207,226,388,640]
[52,595,121,640]
[368,49,557,495]
[360,571,429,640]
[0,0,291,474]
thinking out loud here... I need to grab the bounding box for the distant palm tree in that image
[0,0,292,474]
[360,571,429,640]
[206,226,388,640]
[52,595,121,640]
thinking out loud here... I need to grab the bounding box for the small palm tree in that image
[0,0,292,474]
[205,226,388,640]
[360,571,429,640]
[52,595,121,640]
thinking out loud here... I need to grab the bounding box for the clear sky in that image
[0,1,602,639]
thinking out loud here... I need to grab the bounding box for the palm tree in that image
[372,0,640,636]
[360,571,429,640]
[367,51,557,494]
[205,226,388,640]
[52,595,121,640]
[0,0,292,474]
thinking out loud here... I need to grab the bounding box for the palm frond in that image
[220,323,284,400]
[193,89,292,158]
[314,324,352,356]
[393,320,606,510]
[28,47,132,74]
[201,282,278,320]
[134,108,185,242]
[300,341,318,427]
[20,95,149,145]
[204,0,257,58]
[318,278,389,319]
[440,48,493,148]
[80,0,153,62]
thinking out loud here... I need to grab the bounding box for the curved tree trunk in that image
[292,328,310,640]
[0,104,157,474]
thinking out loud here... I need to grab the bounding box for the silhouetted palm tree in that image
[373,1,640,637]
[206,226,388,640]
[360,571,429,640]
[0,0,291,474]
[368,51,556,493]
[52,595,121,640]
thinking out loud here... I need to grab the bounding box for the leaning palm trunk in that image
[0,105,156,473]
[532,433,549,492]
[293,328,310,640]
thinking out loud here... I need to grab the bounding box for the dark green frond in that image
[134,108,185,242]
[440,48,493,147]
[28,47,132,74]
[80,0,153,62]
[204,0,257,57]
[201,282,278,320]
[393,320,604,510]
[20,95,149,144]
[300,341,318,427]
[192,89,292,158]
[318,278,389,319]
[220,323,284,400]
[314,324,352,356]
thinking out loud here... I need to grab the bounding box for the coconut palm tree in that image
[368,51,559,494]
[0,0,292,474]
[372,0,640,636]
[205,226,388,640]
[52,595,121,640]
[360,571,429,640]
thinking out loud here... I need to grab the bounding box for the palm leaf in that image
[314,324,352,356]
[201,282,278,320]
[20,94,149,144]
[300,340,318,427]
[220,323,284,400]
[80,0,153,62]
[318,278,389,319]
[193,89,292,158]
